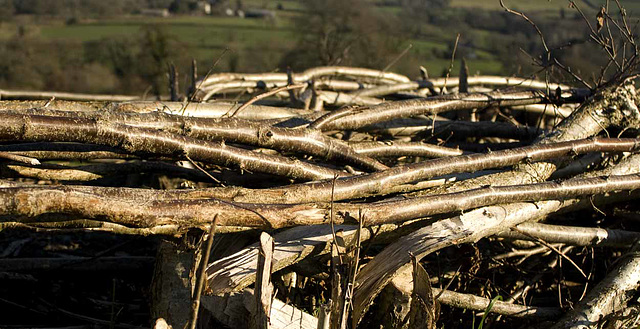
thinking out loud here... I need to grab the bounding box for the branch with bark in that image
[2,66,640,329]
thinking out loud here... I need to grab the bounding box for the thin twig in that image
[382,43,413,73]
[500,0,549,53]
[347,210,364,311]
[188,214,219,329]
[184,153,224,186]
[441,34,460,95]
[511,227,587,278]
[180,48,230,115]
[330,174,343,263]
[226,83,307,118]
[43,96,55,108]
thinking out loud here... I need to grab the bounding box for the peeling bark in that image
[351,81,640,325]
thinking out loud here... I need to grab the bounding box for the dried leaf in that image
[401,254,439,329]
[597,7,606,32]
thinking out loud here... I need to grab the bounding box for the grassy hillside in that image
[1,0,638,94]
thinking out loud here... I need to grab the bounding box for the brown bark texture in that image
[2,67,640,329]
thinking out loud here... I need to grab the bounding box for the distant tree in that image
[135,25,189,98]
[137,25,174,97]
[12,0,64,15]
[398,0,451,36]
[74,0,145,17]
[282,0,403,70]
[10,0,145,18]
[169,0,188,13]
[147,0,174,9]
[400,0,449,10]
[0,0,15,20]
[0,36,44,90]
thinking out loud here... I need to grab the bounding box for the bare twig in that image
[180,48,230,115]
[382,43,413,73]
[188,214,219,329]
[511,227,587,278]
[226,83,307,118]
[550,242,640,329]
[441,33,461,95]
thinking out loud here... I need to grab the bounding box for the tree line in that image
[0,0,622,96]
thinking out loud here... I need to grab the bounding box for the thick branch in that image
[1,173,640,230]
[318,90,554,131]
[361,117,544,139]
[198,66,410,90]
[0,160,213,182]
[496,222,640,247]
[0,100,313,121]
[350,76,575,98]
[3,109,386,172]
[0,113,343,181]
[0,142,134,160]
[0,89,139,102]
[231,138,640,203]
[351,150,640,326]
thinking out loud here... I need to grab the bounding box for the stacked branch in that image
[2,65,640,329]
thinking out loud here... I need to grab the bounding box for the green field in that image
[2,0,639,94]
[37,16,296,47]
[0,11,502,76]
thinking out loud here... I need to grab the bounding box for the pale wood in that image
[496,222,640,247]
[317,302,331,329]
[205,223,406,295]
[201,289,318,329]
[153,318,172,329]
[255,232,275,329]
[151,241,197,328]
[351,81,640,325]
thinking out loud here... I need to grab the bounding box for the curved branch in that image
[232,138,640,203]
[1,173,640,230]
[0,113,344,181]
[317,90,549,131]
[199,66,410,90]
[5,109,387,172]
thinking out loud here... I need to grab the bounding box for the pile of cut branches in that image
[1,64,640,329]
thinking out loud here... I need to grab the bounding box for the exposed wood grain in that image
[201,289,318,329]
[255,232,275,329]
